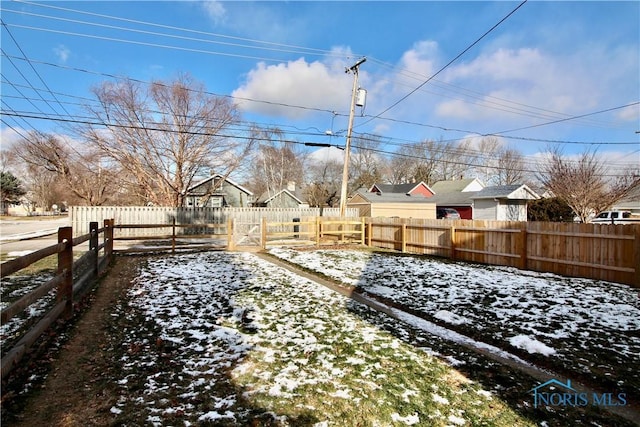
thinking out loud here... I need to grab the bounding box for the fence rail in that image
[0,219,115,380]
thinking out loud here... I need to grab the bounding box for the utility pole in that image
[339,57,366,217]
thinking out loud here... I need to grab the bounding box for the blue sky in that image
[1,0,639,175]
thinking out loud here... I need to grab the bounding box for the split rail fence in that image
[0,219,115,380]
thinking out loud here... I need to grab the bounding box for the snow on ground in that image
[107,251,527,426]
[269,248,640,392]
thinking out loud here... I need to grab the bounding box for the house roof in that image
[350,190,434,204]
[428,192,475,206]
[187,174,254,196]
[472,184,539,200]
[431,178,483,194]
[257,189,305,205]
[369,181,433,195]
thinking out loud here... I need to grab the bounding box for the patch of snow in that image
[391,412,420,425]
[434,310,469,325]
[509,335,556,356]
[448,414,466,425]
[433,393,449,404]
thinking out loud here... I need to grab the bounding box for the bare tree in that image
[249,127,305,198]
[350,134,385,191]
[537,147,640,222]
[304,159,343,207]
[11,131,114,206]
[386,138,474,185]
[495,148,525,185]
[81,73,253,207]
[468,137,525,185]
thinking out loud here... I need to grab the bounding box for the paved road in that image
[0,217,71,255]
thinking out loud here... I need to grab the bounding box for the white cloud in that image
[232,55,353,119]
[307,146,344,164]
[53,44,70,63]
[0,126,24,149]
[398,40,439,78]
[201,1,226,26]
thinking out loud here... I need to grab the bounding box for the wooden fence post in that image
[316,217,321,246]
[450,225,456,260]
[57,226,73,319]
[634,226,640,288]
[367,221,372,247]
[401,223,407,253]
[261,217,267,250]
[89,221,99,277]
[360,217,366,245]
[171,217,176,254]
[520,228,528,270]
[227,218,234,251]
[104,219,114,260]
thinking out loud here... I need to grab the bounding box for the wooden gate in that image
[233,221,262,247]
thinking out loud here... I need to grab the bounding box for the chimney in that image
[287,181,296,192]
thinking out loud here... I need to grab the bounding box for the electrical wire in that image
[0,7,347,60]
[362,0,528,126]
[12,0,340,57]
[4,53,636,149]
[3,110,636,178]
[1,20,72,118]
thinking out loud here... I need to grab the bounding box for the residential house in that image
[429,179,539,221]
[429,178,485,219]
[254,182,309,208]
[185,174,254,207]
[347,190,436,219]
[471,184,540,221]
[368,181,435,197]
[611,185,640,215]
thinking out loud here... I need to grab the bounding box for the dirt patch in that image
[2,255,144,427]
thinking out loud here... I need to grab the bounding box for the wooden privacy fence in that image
[365,218,640,287]
[0,219,115,380]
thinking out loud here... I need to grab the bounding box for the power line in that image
[492,102,640,134]
[1,54,341,117]
[367,56,623,131]
[4,53,636,149]
[355,115,640,145]
[362,0,528,126]
[7,1,621,134]
[12,0,339,57]
[3,110,635,177]
[1,20,72,118]
[0,7,347,60]
[4,23,294,64]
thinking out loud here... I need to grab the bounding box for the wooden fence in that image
[0,219,115,380]
[365,218,640,287]
[106,217,366,252]
[260,217,365,249]
[70,206,359,236]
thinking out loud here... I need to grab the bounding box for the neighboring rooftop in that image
[430,178,484,194]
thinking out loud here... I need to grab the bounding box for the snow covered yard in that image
[107,251,536,426]
[269,248,640,402]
